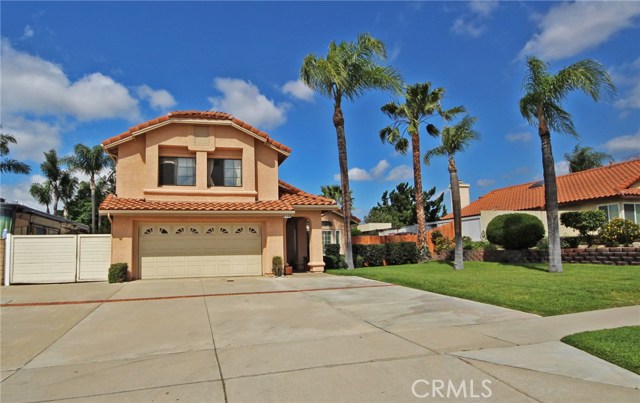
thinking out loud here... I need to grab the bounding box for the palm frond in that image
[395,137,410,155]
[554,59,616,102]
[424,146,447,165]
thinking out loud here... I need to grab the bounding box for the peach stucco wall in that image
[322,211,348,254]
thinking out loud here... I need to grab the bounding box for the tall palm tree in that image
[320,184,354,210]
[29,182,52,214]
[67,144,111,233]
[59,172,78,219]
[380,82,464,260]
[425,116,479,270]
[39,149,65,215]
[301,33,403,269]
[0,132,31,174]
[564,144,613,173]
[520,56,615,273]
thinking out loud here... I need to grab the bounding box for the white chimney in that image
[459,182,471,209]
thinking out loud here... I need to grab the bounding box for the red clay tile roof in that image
[278,180,338,207]
[101,111,291,154]
[444,159,640,219]
[99,181,337,213]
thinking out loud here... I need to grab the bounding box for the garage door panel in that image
[139,223,262,279]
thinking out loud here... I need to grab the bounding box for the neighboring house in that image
[99,111,339,279]
[0,201,89,236]
[440,159,640,240]
[321,210,360,254]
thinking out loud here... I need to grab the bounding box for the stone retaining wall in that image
[437,247,640,265]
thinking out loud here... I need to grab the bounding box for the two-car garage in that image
[138,223,262,279]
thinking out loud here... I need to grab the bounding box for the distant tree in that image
[38,149,65,215]
[365,183,447,228]
[425,116,480,270]
[59,173,78,218]
[564,144,613,173]
[320,184,354,210]
[66,144,112,233]
[0,130,31,175]
[29,182,52,214]
[519,56,615,273]
[380,82,464,260]
[301,33,403,269]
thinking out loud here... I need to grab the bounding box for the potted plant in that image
[272,256,284,277]
[285,258,294,275]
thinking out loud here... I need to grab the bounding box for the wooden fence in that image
[353,221,455,256]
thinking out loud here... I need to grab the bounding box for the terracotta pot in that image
[285,265,293,275]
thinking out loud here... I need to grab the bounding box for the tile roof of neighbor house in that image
[99,181,337,213]
[101,111,291,154]
[444,159,640,219]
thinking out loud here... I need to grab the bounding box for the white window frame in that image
[598,203,621,222]
[334,230,341,247]
[623,203,640,224]
[322,230,333,246]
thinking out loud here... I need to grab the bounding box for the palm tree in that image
[67,144,111,233]
[320,184,354,210]
[0,131,31,174]
[520,56,615,273]
[425,116,479,270]
[564,144,613,173]
[39,149,65,215]
[29,182,52,214]
[380,82,464,260]
[301,33,403,269]
[59,172,78,219]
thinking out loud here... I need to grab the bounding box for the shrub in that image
[351,228,363,236]
[560,210,606,246]
[561,236,581,248]
[323,255,338,269]
[486,213,545,250]
[108,263,128,283]
[272,256,283,276]
[386,242,419,265]
[431,230,453,254]
[354,255,364,268]
[353,244,386,267]
[600,218,640,246]
[337,255,348,269]
[536,238,549,249]
[323,243,340,257]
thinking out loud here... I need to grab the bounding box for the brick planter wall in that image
[436,247,640,265]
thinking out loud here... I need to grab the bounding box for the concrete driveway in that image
[1,274,638,402]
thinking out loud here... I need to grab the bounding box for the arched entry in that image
[285,217,310,272]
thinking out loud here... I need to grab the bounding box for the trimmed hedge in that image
[386,242,419,265]
[108,263,128,283]
[487,213,545,250]
[353,244,386,267]
[324,243,340,258]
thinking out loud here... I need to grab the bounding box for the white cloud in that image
[385,165,413,182]
[136,85,177,110]
[208,77,289,130]
[610,58,640,110]
[333,167,372,182]
[1,39,140,121]
[371,159,390,178]
[22,25,34,39]
[451,0,498,38]
[2,116,61,161]
[477,178,495,187]
[0,174,47,209]
[603,131,640,155]
[505,132,532,143]
[519,2,640,61]
[555,160,570,176]
[282,79,314,102]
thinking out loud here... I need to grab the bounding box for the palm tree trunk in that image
[411,132,428,261]
[333,96,354,270]
[449,156,463,270]
[52,194,59,216]
[90,176,96,234]
[539,124,563,273]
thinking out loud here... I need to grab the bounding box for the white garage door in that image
[139,223,262,279]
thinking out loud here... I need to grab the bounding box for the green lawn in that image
[562,326,640,375]
[327,261,640,316]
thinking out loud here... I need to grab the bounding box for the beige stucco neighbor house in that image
[320,210,360,254]
[99,111,338,280]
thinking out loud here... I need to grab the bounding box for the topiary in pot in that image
[272,256,284,277]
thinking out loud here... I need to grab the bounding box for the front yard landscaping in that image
[562,326,640,375]
[327,261,640,316]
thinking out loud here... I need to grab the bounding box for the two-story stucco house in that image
[99,111,338,280]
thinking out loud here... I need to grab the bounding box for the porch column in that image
[306,211,325,272]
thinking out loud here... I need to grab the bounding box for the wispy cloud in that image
[282,79,314,102]
[603,129,640,155]
[22,25,34,39]
[476,178,495,187]
[519,2,640,61]
[555,160,570,176]
[208,77,290,130]
[333,159,395,182]
[505,132,532,143]
[136,85,177,111]
[610,57,640,111]
[385,165,412,182]
[451,0,498,38]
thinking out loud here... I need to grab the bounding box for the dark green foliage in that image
[431,230,453,253]
[323,255,347,269]
[351,227,362,236]
[560,210,606,246]
[365,183,447,227]
[323,243,340,257]
[353,244,386,266]
[562,236,581,248]
[272,256,284,276]
[108,263,128,283]
[385,242,419,265]
[487,213,545,250]
[564,144,613,173]
[354,255,364,268]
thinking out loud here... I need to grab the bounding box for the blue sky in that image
[2,1,639,219]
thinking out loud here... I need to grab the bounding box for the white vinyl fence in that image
[5,234,111,285]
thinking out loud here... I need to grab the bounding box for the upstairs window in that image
[159,157,196,186]
[208,159,242,187]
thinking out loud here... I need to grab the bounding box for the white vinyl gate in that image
[6,234,111,284]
